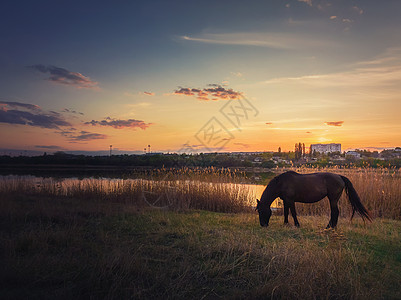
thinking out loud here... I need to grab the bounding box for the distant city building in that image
[345,151,361,159]
[310,143,341,154]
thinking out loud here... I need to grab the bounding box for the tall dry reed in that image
[0,168,253,213]
[1,166,400,219]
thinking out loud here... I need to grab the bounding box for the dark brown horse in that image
[256,171,371,228]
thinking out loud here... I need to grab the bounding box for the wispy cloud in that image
[230,72,243,77]
[28,65,99,89]
[352,5,364,15]
[68,131,108,141]
[325,121,344,127]
[0,101,40,111]
[35,145,62,149]
[297,0,312,7]
[233,142,250,148]
[174,85,242,101]
[0,101,71,129]
[180,32,334,50]
[260,47,401,88]
[56,128,107,142]
[85,117,153,129]
[143,91,155,96]
[62,108,84,115]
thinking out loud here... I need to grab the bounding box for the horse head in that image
[256,199,272,227]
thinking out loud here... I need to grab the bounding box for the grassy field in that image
[1,167,401,299]
[1,193,401,299]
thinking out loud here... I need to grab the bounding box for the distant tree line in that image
[1,147,400,169]
[0,152,262,168]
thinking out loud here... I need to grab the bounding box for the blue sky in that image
[1,0,400,154]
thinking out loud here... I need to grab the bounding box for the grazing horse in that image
[256,171,371,228]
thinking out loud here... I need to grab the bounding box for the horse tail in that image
[340,175,372,222]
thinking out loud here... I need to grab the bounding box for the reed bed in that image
[0,170,253,213]
[0,166,400,219]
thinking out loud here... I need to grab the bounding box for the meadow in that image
[0,167,400,299]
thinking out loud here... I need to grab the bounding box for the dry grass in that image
[1,198,400,299]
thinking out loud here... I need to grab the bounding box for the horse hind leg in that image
[326,193,341,229]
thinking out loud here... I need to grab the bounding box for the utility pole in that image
[148,144,151,154]
[109,145,112,156]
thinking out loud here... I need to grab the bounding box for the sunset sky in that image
[1,0,400,154]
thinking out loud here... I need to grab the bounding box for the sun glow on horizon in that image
[0,1,400,154]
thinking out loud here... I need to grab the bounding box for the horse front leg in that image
[290,201,300,227]
[283,201,289,224]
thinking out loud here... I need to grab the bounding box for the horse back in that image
[277,171,344,203]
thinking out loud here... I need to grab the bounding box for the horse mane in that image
[283,171,299,175]
[260,176,279,204]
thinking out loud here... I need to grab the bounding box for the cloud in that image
[297,0,312,7]
[0,101,40,111]
[180,32,335,50]
[62,108,84,115]
[57,128,77,137]
[174,88,195,96]
[0,101,72,129]
[325,121,344,127]
[68,131,108,141]
[126,102,151,108]
[342,18,353,23]
[56,128,107,142]
[230,72,243,77]
[260,47,401,89]
[204,86,242,100]
[174,85,242,101]
[85,117,153,129]
[28,65,98,89]
[352,6,363,15]
[233,142,250,148]
[265,122,273,125]
[330,16,337,20]
[35,145,62,149]
[124,92,155,97]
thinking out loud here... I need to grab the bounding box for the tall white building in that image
[310,143,341,154]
